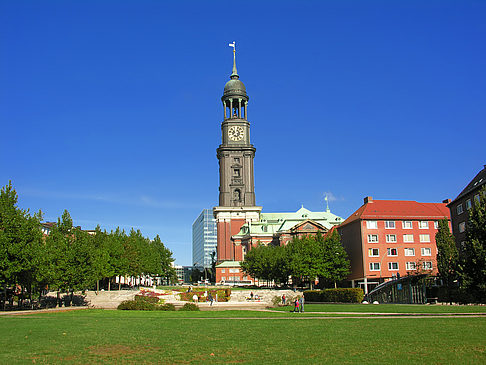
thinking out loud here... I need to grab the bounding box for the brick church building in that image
[212,47,342,285]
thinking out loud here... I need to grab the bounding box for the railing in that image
[366,274,428,304]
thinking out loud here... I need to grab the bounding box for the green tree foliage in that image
[435,219,458,302]
[241,231,350,288]
[0,181,176,308]
[0,181,44,303]
[286,235,325,288]
[460,187,486,302]
[319,230,351,287]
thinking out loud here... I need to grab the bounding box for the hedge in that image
[304,288,364,303]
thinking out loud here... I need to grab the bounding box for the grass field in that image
[1,309,485,364]
[274,303,486,314]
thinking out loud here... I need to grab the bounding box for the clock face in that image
[228,126,244,141]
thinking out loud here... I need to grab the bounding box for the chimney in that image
[364,196,373,204]
[442,199,451,204]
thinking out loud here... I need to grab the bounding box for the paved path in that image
[0,306,88,316]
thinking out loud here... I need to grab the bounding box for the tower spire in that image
[229,41,238,79]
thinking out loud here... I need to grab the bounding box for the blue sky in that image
[1,1,485,266]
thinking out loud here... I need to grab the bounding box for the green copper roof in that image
[216,261,241,268]
[233,206,343,237]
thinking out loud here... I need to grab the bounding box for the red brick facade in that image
[338,197,451,294]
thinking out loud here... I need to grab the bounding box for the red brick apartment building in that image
[338,197,451,294]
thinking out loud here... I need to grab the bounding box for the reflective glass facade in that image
[192,209,217,268]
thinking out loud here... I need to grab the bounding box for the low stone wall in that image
[228,289,302,304]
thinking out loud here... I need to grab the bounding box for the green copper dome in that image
[222,48,248,99]
[223,77,247,97]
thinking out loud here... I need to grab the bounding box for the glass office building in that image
[192,209,217,268]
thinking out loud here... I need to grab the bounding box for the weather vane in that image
[228,41,237,76]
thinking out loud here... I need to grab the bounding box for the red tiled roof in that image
[340,200,450,227]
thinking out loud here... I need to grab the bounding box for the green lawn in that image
[274,303,486,314]
[1,309,485,364]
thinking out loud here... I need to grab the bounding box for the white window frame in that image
[406,262,416,270]
[419,234,430,243]
[422,261,433,270]
[434,221,439,229]
[386,234,397,243]
[387,248,398,256]
[221,269,226,273]
[419,221,429,229]
[459,222,466,233]
[421,247,432,256]
[404,248,415,256]
[402,221,413,229]
[403,234,414,243]
[368,234,379,243]
[385,221,395,229]
[366,220,378,229]
[457,204,463,215]
[369,262,380,271]
[388,262,399,271]
[222,276,226,281]
[466,199,472,210]
[368,248,379,257]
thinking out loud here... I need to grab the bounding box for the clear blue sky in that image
[1,1,485,265]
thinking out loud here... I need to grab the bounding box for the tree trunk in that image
[118,276,121,291]
[108,278,111,291]
[96,280,99,294]
[3,286,6,311]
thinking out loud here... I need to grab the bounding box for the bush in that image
[303,290,321,302]
[179,302,200,311]
[135,295,160,304]
[39,296,58,309]
[304,288,364,303]
[158,303,176,311]
[117,300,157,310]
[437,286,478,304]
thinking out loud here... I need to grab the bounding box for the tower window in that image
[234,157,240,164]
[233,169,240,177]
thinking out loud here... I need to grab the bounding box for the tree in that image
[0,181,44,307]
[240,243,285,285]
[286,235,325,289]
[459,186,486,303]
[319,230,351,288]
[435,219,458,303]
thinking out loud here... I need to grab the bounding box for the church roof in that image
[233,206,343,237]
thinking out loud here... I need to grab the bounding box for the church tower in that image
[214,45,261,262]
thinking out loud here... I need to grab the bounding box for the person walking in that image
[282,294,286,306]
[292,298,300,313]
[299,296,305,313]
[192,294,198,303]
[208,292,214,306]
